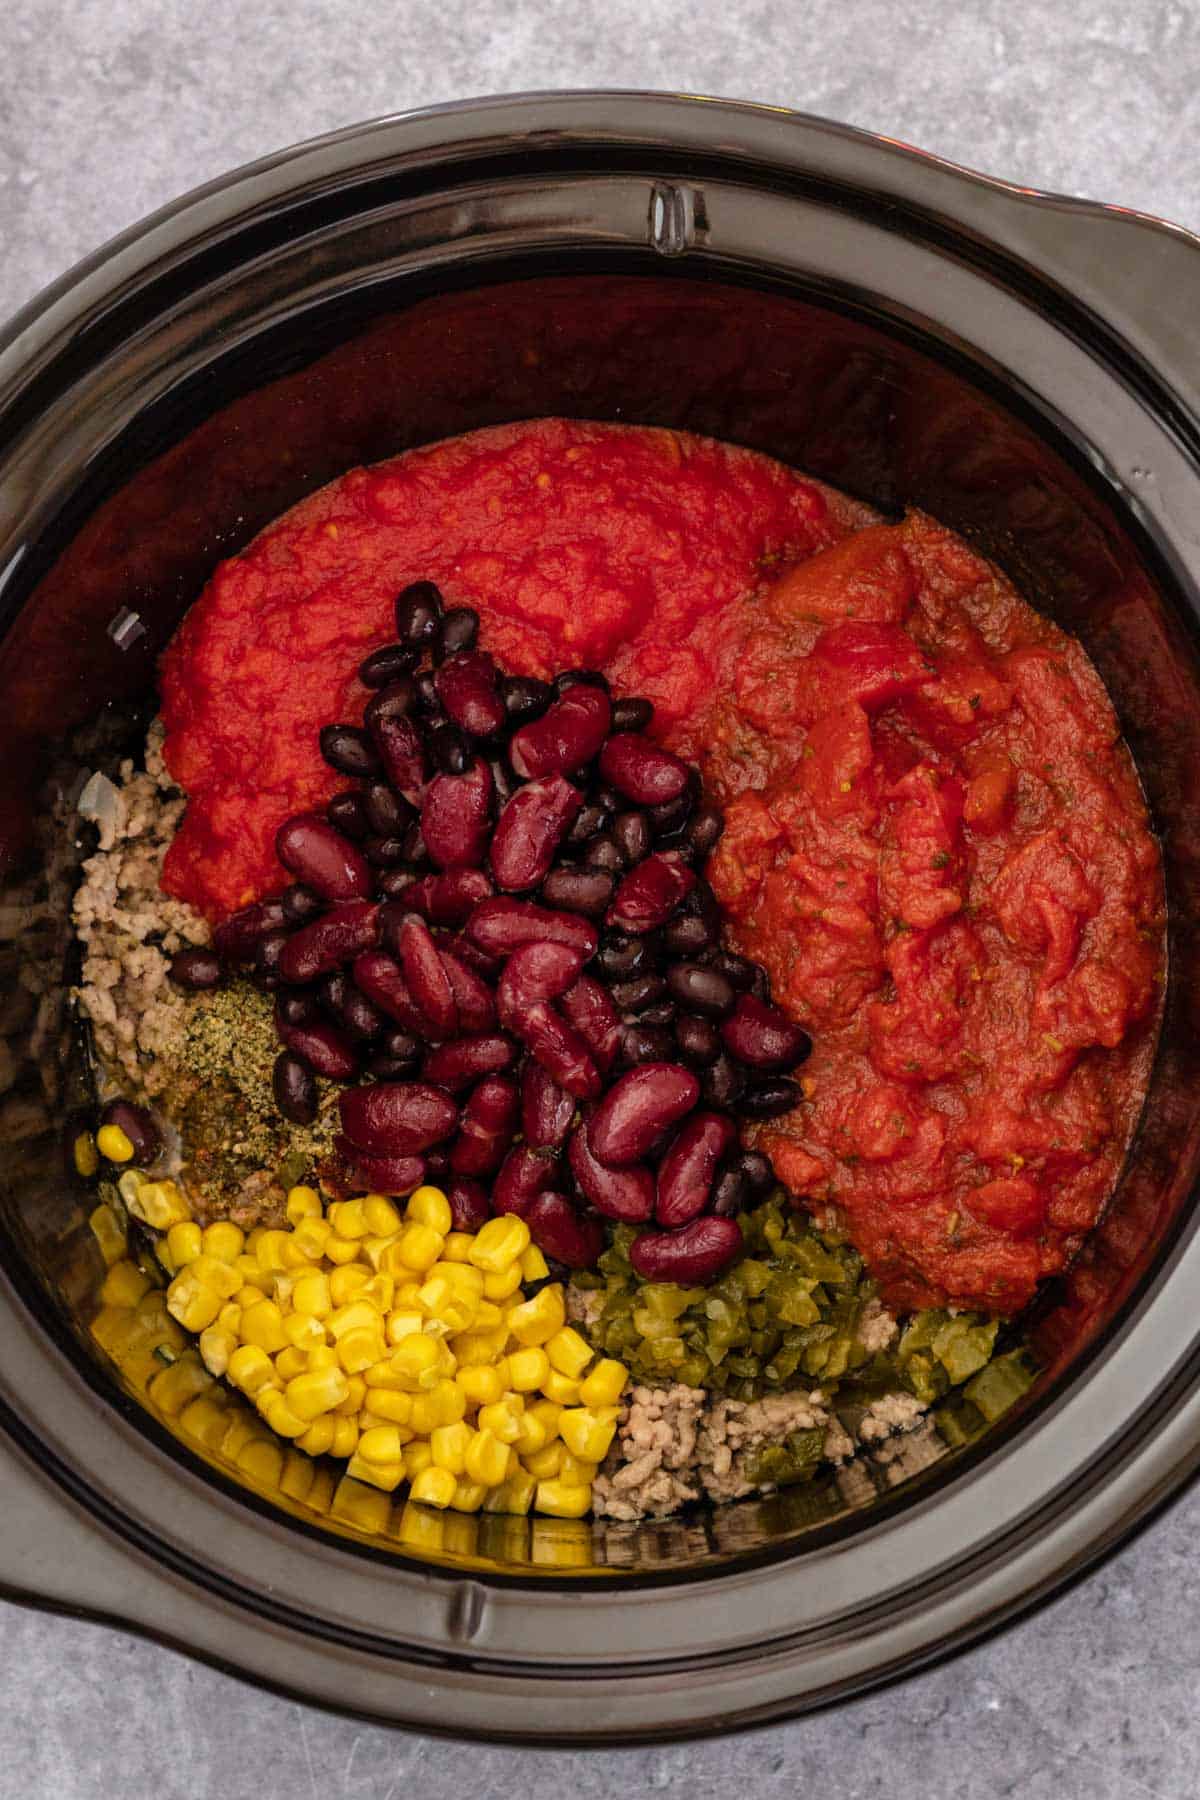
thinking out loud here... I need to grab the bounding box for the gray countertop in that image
[2,3,1198,1794]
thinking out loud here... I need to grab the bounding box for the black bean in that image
[327,790,370,839]
[612,810,651,865]
[567,803,610,845]
[620,1024,677,1067]
[359,642,417,689]
[339,983,385,1041]
[610,697,654,733]
[395,580,443,646]
[255,931,290,981]
[435,606,480,661]
[666,962,736,1018]
[592,786,620,816]
[648,769,700,835]
[610,974,667,1014]
[401,821,430,866]
[489,756,519,807]
[369,1054,420,1081]
[425,1147,451,1182]
[381,1028,422,1068]
[500,674,553,724]
[364,678,419,731]
[273,1052,318,1126]
[554,668,610,696]
[639,1000,676,1027]
[318,971,349,1016]
[277,990,319,1027]
[428,723,471,775]
[736,1149,776,1194]
[686,807,725,859]
[662,908,717,956]
[375,867,417,897]
[280,883,324,926]
[595,932,657,982]
[99,1099,161,1164]
[702,1052,745,1108]
[750,965,772,1003]
[675,1012,721,1066]
[540,867,614,917]
[739,1079,801,1119]
[168,948,223,990]
[703,948,758,992]
[585,834,625,873]
[319,724,380,778]
[363,834,409,867]
[712,1165,750,1217]
[363,781,411,838]
[414,671,442,715]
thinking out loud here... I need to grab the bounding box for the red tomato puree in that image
[160,418,1163,1314]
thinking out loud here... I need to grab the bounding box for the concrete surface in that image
[2,2,1199,1794]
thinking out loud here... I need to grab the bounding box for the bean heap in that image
[172,581,811,1285]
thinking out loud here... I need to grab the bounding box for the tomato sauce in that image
[160,419,1162,1314]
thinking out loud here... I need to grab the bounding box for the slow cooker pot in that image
[2,92,1200,1741]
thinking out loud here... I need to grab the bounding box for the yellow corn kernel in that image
[535,1479,591,1519]
[286,1184,323,1225]
[97,1123,135,1164]
[357,1424,409,1466]
[409,1464,455,1508]
[522,1441,564,1480]
[507,1346,550,1393]
[465,1428,511,1488]
[541,1370,581,1406]
[327,1299,380,1341]
[434,1259,485,1294]
[360,1388,412,1424]
[219,1414,269,1460]
[334,1374,367,1416]
[215,1298,242,1329]
[254,1228,292,1272]
[450,1325,508,1366]
[282,1312,325,1355]
[409,1379,467,1435]
[478,1397,524,1444]
[395,1500,446,1550]
[239,1298,289,1354]
[237,1437,286,1488]
[360,1274,395,1314]
[285,1365,350,1420]
[278,1236,311,1270]
[418,1276,475,1335]
[522,1240,552,1280]
[297,1416,337,1457]
[359,1193,402,1235]
[355,1234,390,1272]
[165,1271,223,1334]
[507,1285,565,1347]
[482,1263,523,1302]
[395,1279,425,1308]
[404,1439,434,1478]
[227,1341,279,1397]
[364,1356,408,1391]
[126,1179,191,1230]
[514,1410,550,1457]
[279,1451,316,1502]
[234,1260,271,1295]
[329,1416,360,1458]
[307,1343,338,1372]
[389,1332,444,1390]
[291,1270,332,1319]
[292,1217,331,1261]
[101,1260,152,1307]
[484,1469,537,1515]
[558,1449,599,1487]
[324,1234,363,1266]
[167,1221,203,1267]
[189,1255,242,1299]
[385,1308,424,1347]
[338,1329,385,1376]
[405,1185,451,1235]
[430,1420,472,1475]
[325,1199,366,1239]
[88,1202,126,1266]
[546,1327,592,1380]
[74,1129,101,1179]
[392,1221,444,1273]
[327,1264,370,1307]
[468,1214,530,1274]
[201,1220,245,1263]
[272,1346,305,1382]
[455,1364,506,1408]
[448,1479,487,1513]
[578,1358,629,1407]
[258,1390,308,1439]
[440,1231,475,1264]
[559,1407,618,1464]
[198,1325,235,1376]
[179,1394,233,1450]
[305,1466,336,1514]
[148,1355,213,1416]
[345,1453,406,1494]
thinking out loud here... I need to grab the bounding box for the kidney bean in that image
[438,947,496,1032]
[449,1074,520,1176]
[327,790,371,840]
[435,606,480,661]
[737,1148,777,1194]
[521,1062,576,1151]
[655,1111,736,1228]
[515,1001,601,1099]
[711,1164,751,1217]
[369,711,426,801]
[610,696,654,733]
[666,962,736,1018]
[598,733,690,807]
[393,912,458,1037]
[281,883,324,927]
[467,897,598,959]
[524,1192,605,1268]
[422,757,493,870]
[446,1175,491,1232]
[319,723,381,778]
[500,674,554,724]
[276,1013,359,1081]
[612,810,652,866]
[277,989,319,1027]
[607,852,696,934]
[276,812,371,903]
[490,774,583,891]
[509,683,611,779]
[336,1140,427,1198]
[99,1098,161,1164]
[567,802,610,846]
[701,1052,745,1109]
[395,580,443,644]
[278,901,380,984]
[212,898,287,962]
[630,1215,743,1284]
[422,1033,518,1091]
[359,641,417,688]
[493,1144,559,1216]
[363,834,408,868]
[445,932,502,979]
[351,950,429,1035]
[403,868,493,924]
[567,1123,655,1222]
[619,1024,677,1067]
[721,994,811,1071]
[674,1012,722,1067]
[739,1079,802,1119]
[271,1051,318,1125]
[339,1081,458,1155]
[539,867,614,918]
[497,942,586,1030]
[588,1062,700,1166]
[584,834,625,873]
[168,947,223,991]
[435,650,506,739]
[560,976,622,1072]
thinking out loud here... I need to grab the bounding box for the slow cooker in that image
[2,91,1200,1741]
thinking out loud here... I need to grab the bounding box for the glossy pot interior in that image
[2,96,1200,1734]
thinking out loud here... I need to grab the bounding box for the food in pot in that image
[72,418,1159,1521]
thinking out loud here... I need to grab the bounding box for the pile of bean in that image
[170,581,811,1283]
